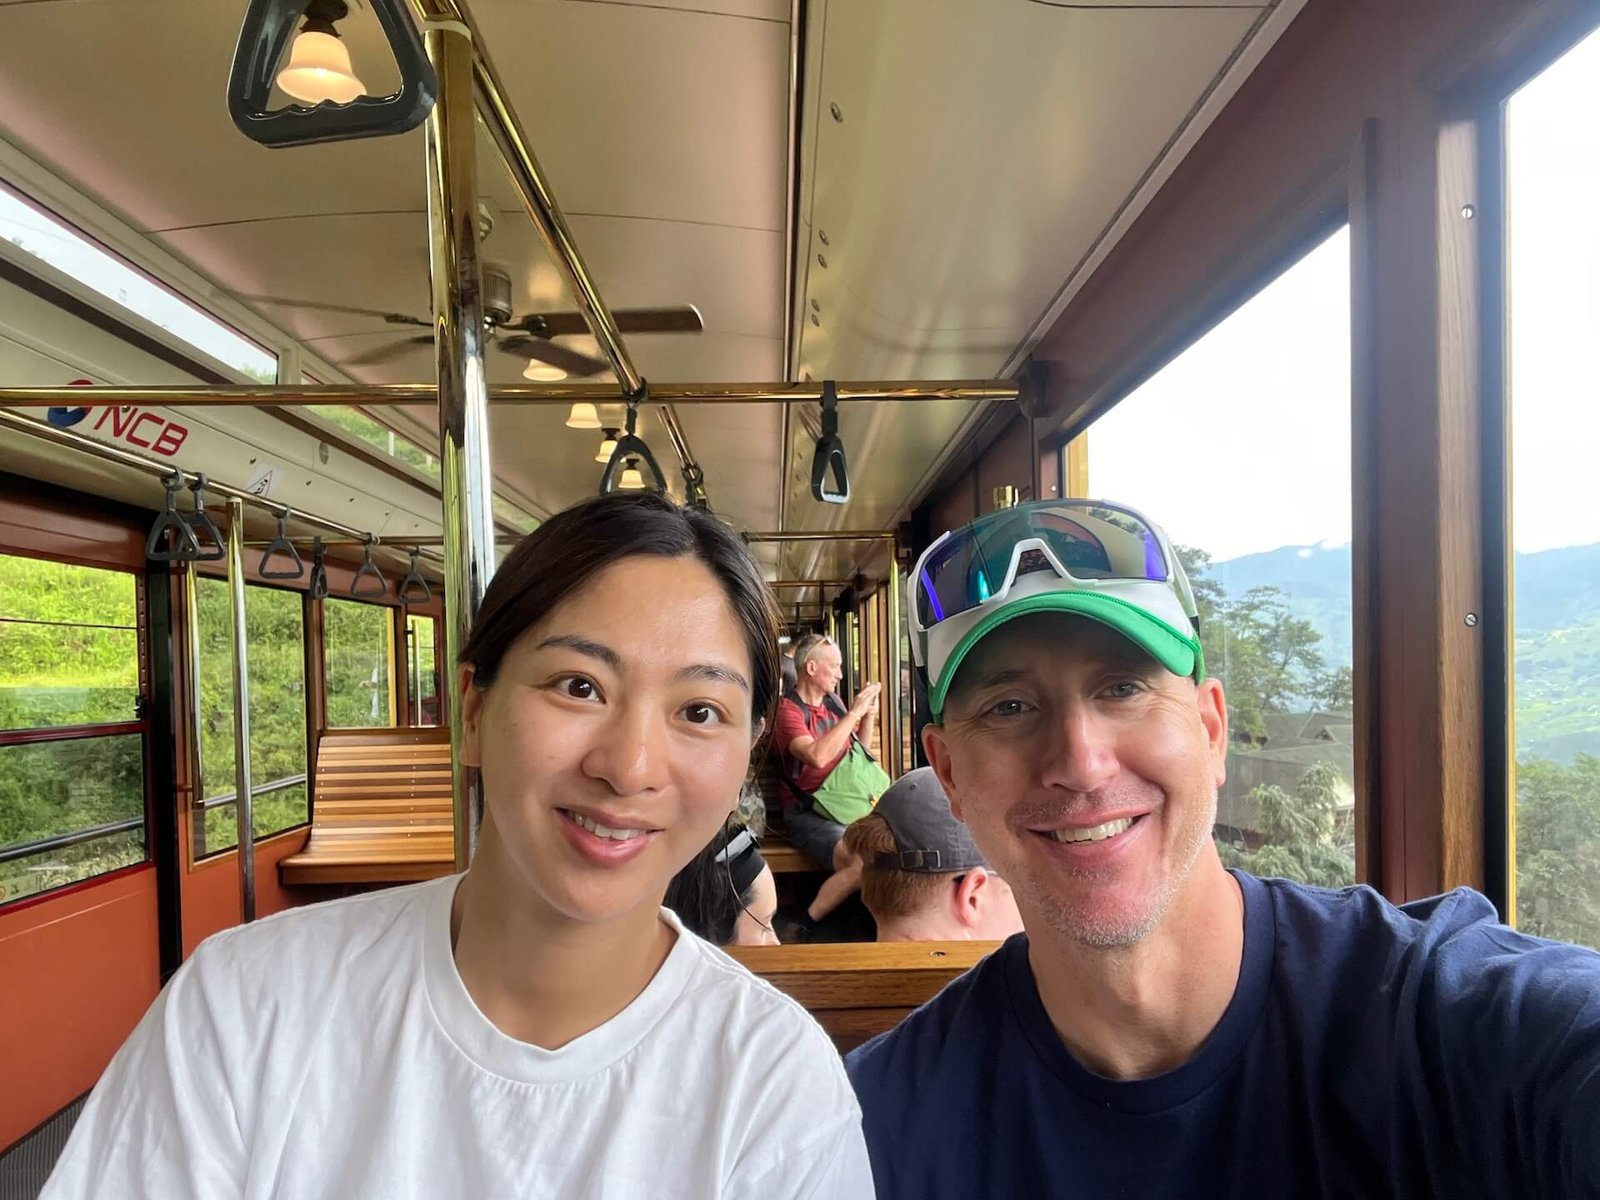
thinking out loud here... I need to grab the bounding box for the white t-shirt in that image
[42,876,874,1199]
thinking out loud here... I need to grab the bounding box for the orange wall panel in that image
[0,868,161,1151]
[180,828,311,957]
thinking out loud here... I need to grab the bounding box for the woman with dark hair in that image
[666,817,781,946]
[45,493,871,1199]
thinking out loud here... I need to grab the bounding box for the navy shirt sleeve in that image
[1404,890,1600,1195]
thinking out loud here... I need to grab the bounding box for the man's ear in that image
[952,869,991,928]
[458,664,484,768]
[1196,677,1229,788]
[923,725,964,822]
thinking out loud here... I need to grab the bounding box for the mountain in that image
[1203,539,1600,764]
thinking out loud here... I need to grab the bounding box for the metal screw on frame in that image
[1464,613,1479,627]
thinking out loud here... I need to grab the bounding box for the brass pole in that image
[744,531,897,543]
[225,497,256,923]
[425,20,496,871]
[0,380,1019,408]
[767,579,852,589]
[887,547,904,777]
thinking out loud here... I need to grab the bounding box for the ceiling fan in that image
[246,263,703,376]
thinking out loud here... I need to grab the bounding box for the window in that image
[1087,226,1355,887]
[406,614,441,727]
[0,554,147,904]
[0,183,276,383]
[310,406,441,479]
[1506,29,1600,948]
[193,577,309,857]
[324,599,395,728]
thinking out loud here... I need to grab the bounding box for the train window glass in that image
[0,183,276,383]
[0,554,140,730]
[324,599,396,728]
[1088,226,1355,887]
[193,577,310,859]
[0,554,148,904]
[406,614,441,727]
[1506,30,1600,948]
[310,406,442,480]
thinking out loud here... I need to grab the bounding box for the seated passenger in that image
[846,498,1600,1199]
[666,821,780,946]
[44,492,870,1200]
[843,768,1023,943]
[773,633,891,927]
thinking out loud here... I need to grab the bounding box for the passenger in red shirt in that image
[772,634,885,927]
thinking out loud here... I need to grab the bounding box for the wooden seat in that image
[279,727,454,886]
[760,830,825,875]
[726,940,996,1052]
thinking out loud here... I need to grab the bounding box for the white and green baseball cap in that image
[908,499,1204,718]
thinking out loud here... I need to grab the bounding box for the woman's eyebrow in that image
[537,635,748,692]
[535,634,621,670]
[676,663,750,692]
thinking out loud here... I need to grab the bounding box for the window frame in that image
[0,547,153,908]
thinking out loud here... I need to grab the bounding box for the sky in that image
[1090,24,1600,562]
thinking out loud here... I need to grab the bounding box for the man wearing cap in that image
[843,768,1023,943]
[846,499,1600,1198]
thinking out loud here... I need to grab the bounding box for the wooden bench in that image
[279,727,455,886]
[726,940,996,1052]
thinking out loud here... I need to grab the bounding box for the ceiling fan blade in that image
[497,335,611,377]
[242,293,430,327]
[343,335,434,366]
[508,305,703,338]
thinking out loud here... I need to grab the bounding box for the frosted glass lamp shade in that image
[277,30,366,105]
[524,361,569,383]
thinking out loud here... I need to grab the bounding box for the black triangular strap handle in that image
[599,395,669,495]
[308,536,330,600]
[186,474,227,563]
[397,548,432,604]
[227,0,437,149]
[682,463,710,510]
[258,510,305,579]
[810,380,850,505]
[350,535,388,597]
[146,474,201,563]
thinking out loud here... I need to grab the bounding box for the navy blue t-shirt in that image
[845,872,1600,1198]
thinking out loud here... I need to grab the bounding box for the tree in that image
[1514,754,1600,948]
[1216,760,1355,887]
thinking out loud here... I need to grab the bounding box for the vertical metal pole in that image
[425,22,497,872]
[226,498,256,923]
[887,550,904,778]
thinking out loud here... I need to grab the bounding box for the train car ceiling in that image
[0,0,1299,586]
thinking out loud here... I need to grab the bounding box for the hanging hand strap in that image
[146,474,201,562]
[350,535,387,597]
[397,548,432,604]
[227,0,437,149]
[599,389,669,495]
[258,509,305,579]
[186,474,227,563]
[810,380,850,504]
[682,463,710,510]
[307,536,330,599]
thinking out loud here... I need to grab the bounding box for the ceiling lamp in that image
[276,0,366,105]
[618,458,646,490]
[594,429,620,464]
[565,402,601,429]
[524,360,569,383]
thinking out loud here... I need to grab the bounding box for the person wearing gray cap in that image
[843,768,1022,943]
[845,499,1600,1200]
